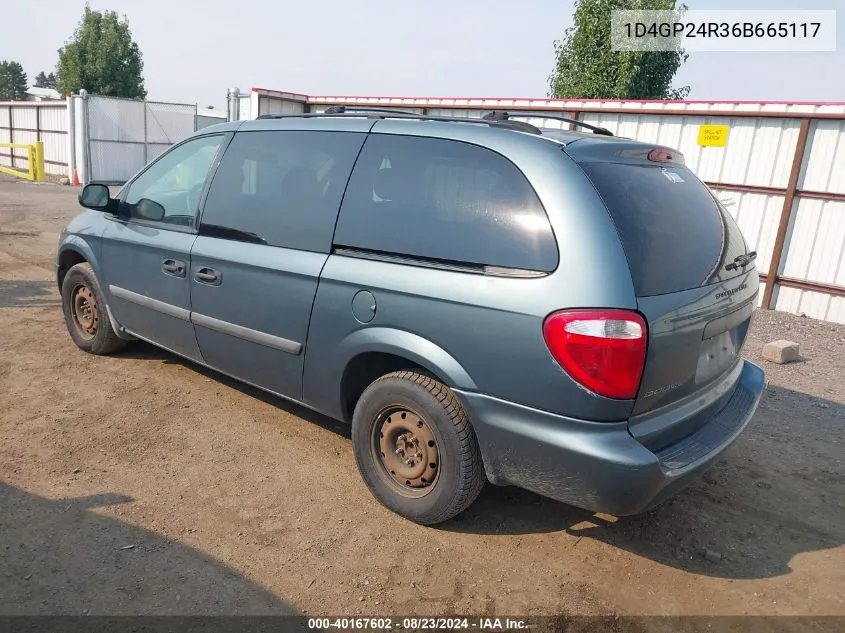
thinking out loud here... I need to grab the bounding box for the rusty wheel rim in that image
[371,406,440,498]
[71,284,98,339]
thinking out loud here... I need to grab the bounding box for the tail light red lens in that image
[647,148,675,163]
[542,309,648,400]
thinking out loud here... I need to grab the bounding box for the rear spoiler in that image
[562,139,686,166]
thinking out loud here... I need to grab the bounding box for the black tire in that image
[61,262,126,355]
[351,371,486,525]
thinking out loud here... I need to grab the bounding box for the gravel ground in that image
[0,175,843,629]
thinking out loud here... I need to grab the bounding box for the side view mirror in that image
[133,198,166,222]
[78,184,112,211]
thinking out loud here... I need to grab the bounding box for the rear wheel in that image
[61,262,125,355]
[351,371,486,525]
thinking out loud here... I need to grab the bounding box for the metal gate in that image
[74,94,197,185]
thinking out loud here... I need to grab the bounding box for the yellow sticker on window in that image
[698,125,729,147]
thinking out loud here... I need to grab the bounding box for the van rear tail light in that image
[542,309,647,400]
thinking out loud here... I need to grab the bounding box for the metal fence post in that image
[761,118,812,310]
[67,94,78,184]
[143,102,148,165]
[227,87,240,122]
[79,90,92,185]
[9,106,14,170]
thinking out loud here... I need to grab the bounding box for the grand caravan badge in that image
[715,283,748,299]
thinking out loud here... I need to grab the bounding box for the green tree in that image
[34,71,58,89]
[549,0,690,100]
[0,61,28,100]
[56,5,147,99]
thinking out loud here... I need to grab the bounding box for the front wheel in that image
[61,262,126,355]
[351,371,486,525]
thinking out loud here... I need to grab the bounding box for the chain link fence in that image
[85,95,197,184]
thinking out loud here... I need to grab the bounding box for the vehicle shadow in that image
[118,341,350,439]
[0,481,296,615]
[115,343,845,581]
[0,280,60,308]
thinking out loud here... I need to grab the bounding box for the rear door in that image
[189,126,367,400]
[566,141,758,431]
[302,128,568,419]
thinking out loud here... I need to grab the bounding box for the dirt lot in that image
[1,174,844,623]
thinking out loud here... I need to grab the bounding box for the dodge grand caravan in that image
[56,108,765,525]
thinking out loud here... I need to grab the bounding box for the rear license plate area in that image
[695,318,750,385]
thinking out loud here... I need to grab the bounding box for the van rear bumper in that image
[454,359,765,516]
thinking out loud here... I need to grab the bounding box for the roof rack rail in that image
[256,106,543,134]
[482,111,614,136]
[323,105,422,116]
[324,106,544,134]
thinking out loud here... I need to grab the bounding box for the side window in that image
[123,135,224,226]
[334,134,559,272]
[199,130,366,252]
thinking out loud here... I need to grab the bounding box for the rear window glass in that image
[579,162,749,297]
[334,134,558,272]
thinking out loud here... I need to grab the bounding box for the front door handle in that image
[193,266,222,286]
[161,258,186,277]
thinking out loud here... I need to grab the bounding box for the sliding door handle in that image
[193,267,222,285]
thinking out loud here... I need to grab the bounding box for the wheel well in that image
[57,249,87,290]
[340,352,446,422]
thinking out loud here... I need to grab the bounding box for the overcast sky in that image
[6,0,843,108]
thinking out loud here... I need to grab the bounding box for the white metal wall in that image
[238,94,252,121]
[234,89,309,121]
[803,120,845,194]
[0,101,68,175]
[314,96,845,116]
[258,97,306,116]
[309,104,426,115]
[39,105,68,172]
[196,112,227,130]
[769,117,845,322]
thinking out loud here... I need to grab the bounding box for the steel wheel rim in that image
[371,405,440,498]
[71,284,98,339]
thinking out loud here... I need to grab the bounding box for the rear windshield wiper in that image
[725,251,757,271]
